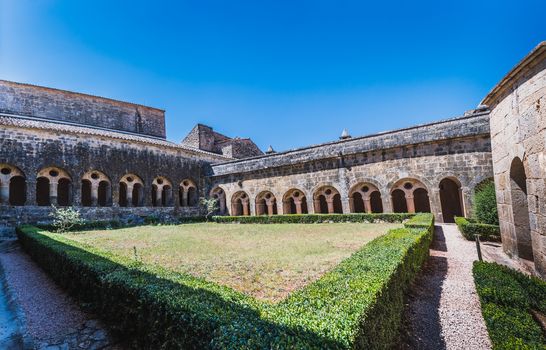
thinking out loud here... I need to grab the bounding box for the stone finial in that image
[266,145,276,154]
[340,128,351,140]
[475,104,489,112]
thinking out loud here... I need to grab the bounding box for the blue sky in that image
[1,1,545,151]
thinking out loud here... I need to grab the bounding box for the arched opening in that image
[391,189,407,213]
[210,187,227,214]
[119,182,128,207]
[439,178,463,223]
[97,181,110,207]
[414,188,430,213]
[152,177,172,207]
[132,183,143,207]
[352,192,365,213]
[370,191,383,213]
[255,191,277,215]
[282,189,308,214]
[313,186,342,214]
[81,179,92,207]
[9,176,26,206]
[162,185,171,207]
[231,191,250,216]
[510,158,534,261]
[151,185,158,207]
[57,178,71,206]
[36,177,50,206]
[119,174,143,207]
[180,179,198,207]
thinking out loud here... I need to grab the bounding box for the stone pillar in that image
[294,199,302,214]
[326,198,334,214]
[256,202,265,215]
[112,183,120,208]
[364,198,372,213]
[219,197,226,214]
[181,189,188,207]
[313,199,321,213]
[156,187,163,207]
[49,180,58,206]
[27,178,37,206]
[266,201,274,216]
[0,182,9,204]
[126,184,133,208]
[242,200,250,216]
[405,194,415,213]
[348,197,354,213]
[91,182,99,207]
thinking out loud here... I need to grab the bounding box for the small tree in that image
[473,181,499,225]
[200,197,219,221]
[50,206,84,233]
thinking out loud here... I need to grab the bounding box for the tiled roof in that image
[0,113,232,161]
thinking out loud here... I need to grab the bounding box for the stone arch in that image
[255,191,277,215]
[152,177,173,207]
[179,179,198,207]
[283,188,308,214]
[313,185,343,214]
[349,182,383,213]
[119,174,144,207]
[231,191,250,216]
[37,167,72,206]
[509,157,534,261]
[439,177,463,223]
[0,163,26,206]
[210,186,227,215]
[390,178,430,213]
[81,171,111,207]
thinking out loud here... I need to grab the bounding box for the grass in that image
[66,222,399,301]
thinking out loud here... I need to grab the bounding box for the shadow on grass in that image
[18,231,343,349]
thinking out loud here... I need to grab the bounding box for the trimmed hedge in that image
[17,213,434,349]
[213,213,415,224]
[473,261,546,349]
[455,216,501,242]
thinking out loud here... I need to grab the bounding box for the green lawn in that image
[67,222,399,301]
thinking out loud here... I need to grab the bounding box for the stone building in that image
[483,42,546,277]
[0,43,545,276]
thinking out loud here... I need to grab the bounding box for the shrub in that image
[49,206,85,233]
[455,216,501,241]
[473,181,499,225]
[17,214,434,349]
[473,262,546,349]
[213,213,415,224]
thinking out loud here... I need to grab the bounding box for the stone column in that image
[364,198,372,213]
[326,198,334,214]
[266,201,274,216]
[126,184,134,208]
[219,197,226,214]
[181,189,188,207]
[313,199,321,213]
[49,180,58,206]
[348,197,354,213]
[156,187,163,207]
[242,200,250,216]
[0,182,9,204]
[405,194,415,213]
[91,182,99,207]
[294,199,303,214]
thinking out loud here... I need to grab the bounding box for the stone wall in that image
[209,113,494,223]
[0,80,166,138]
[484,42,546,277]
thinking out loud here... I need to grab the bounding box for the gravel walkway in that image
[400,224,492,350]
[0,240,122,350]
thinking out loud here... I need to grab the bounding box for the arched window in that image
[231,191,250,216]
[313,186,343,214]
[81,171,111,207]
[349,183,383,213]
[0,164,26,206]
[152,177,173,207]
[37,167,72,206]
[210,187,227,215]
[255,191,277,215]
[119,174,144,207]
[390,178,430,213]
[179,179,198,207]
[282,189,308,214]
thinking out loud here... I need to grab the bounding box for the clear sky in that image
[1,1,545,151]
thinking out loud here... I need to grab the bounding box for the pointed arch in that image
[255,191,277,215]
[81,170,111,207]
[349,182,383,213]
[313,185,342,214]
[180,179,198,207]
[0,164,26,206]
[231,191,250,216]
[119,174,144,207]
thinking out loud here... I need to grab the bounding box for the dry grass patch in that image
[67,222,399,301]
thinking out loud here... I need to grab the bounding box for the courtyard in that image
[65,222,399,301]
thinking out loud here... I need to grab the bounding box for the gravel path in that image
[400,224,492,350]
[0,240,122,349]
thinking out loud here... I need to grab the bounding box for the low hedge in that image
[454,216,501,241]
[473,261,546,349]
[17,213,434,349]
[213,213,415,224]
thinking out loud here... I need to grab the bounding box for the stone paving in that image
[0,240,122,350]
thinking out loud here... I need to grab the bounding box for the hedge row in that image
[212,213,416,224]
[17,213,434,349]
[473,261,546,349]
[454,216,501,242]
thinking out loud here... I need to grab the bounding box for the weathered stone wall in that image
[209,114,494,223]
[485,42,546,277]
[0,80,166,138]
